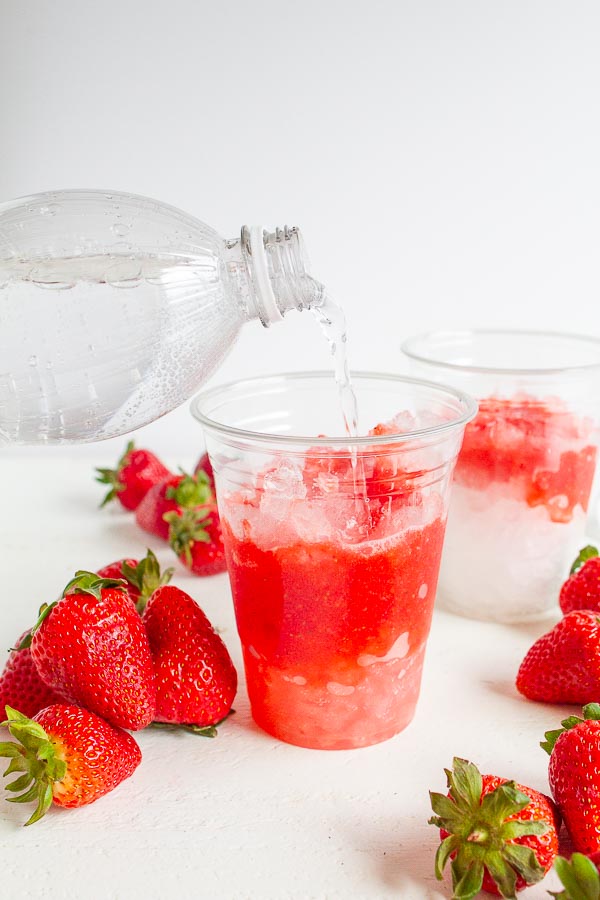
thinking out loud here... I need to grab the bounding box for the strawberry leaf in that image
[95,441,134,507]
[0,743,24,767]
[446,757,483,810]
[570,545,599,575]
[25,782,53,827]
[0,707,67,826]
[7,780,39,803]
[165,507,212,562]
[583,703,600,720]
[434,834,459,880]
[0,753,27,781]
[429,790,462,822]
[552,853,600,900]
[62,570,127,599]
[503,843,546,885]
[542,704,600,755]
[483,850,518,898]
[166,471,213,509]
[479,782,531,823]
[121,550,174,613]
[15,630,33,651]
[501,819,549,840]
[451,857,484,900]
[148,709,234,739]
[5,772,34,793]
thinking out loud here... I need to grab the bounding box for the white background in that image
[2,0,600,458]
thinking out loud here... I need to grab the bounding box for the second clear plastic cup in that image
[402,330,600,624]
[192,372,476,750]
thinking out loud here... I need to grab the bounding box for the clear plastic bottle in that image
[0,190,325,444]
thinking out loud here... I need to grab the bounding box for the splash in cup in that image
[192,372,475,750]
[402,330,600,624]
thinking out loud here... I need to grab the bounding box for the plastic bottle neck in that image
[225,225,325,326]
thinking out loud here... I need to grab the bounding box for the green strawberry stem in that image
[166,470,213,509]
[150,722,218,738]
[62,571,127,600]
[0,705,66,826]
[149,709,235,739]
[550,853,600,899]
[165,507,212,563]
[16,603,56,649]
[541,703,600,755]
[570,545,599,575]
[18,573,129,650]
[121,550,174,613]
[95,441,134,507]
[429,757,550,900]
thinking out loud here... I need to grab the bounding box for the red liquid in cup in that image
[219,419,452,749]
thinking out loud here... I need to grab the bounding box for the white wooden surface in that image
[0,455,577,899]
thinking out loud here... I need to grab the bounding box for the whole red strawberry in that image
[0,704,141,825]
[543,704,600,855]
[142,585,237,728]
[28,571,156,730]
[430,757,559,899]
[560,546,600,615]
[135,470,213,541]
[95,441,172,510]
[0,634,64,719]
[165,504,227,576]
[97,549,173,613]
[516,611,600,704]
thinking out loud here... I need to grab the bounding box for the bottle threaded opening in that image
[242,225,324,326]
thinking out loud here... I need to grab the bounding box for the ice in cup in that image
[191,373,476,750]
[402,330,600,624]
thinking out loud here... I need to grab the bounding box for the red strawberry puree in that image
[440,395,598,622]
[219,422,449,750]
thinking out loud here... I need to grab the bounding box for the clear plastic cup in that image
[191,372,476,750]
[402,330,600,624]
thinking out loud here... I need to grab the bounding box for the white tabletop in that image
[0,453,575,899]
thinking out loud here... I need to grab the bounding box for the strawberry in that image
[135,476,180,540]
[526,446,597,524]
[142,585,237,728]
[28,572,156,731]
[194,452,214,486]
[552,852,600,899]
[543,704,600,855]
[429,757,559,899]
[516,611,600,704]
[135,470,213,541]
[560,546,600,615]
[97,549,174,613]
[95,440,171,510]
[0,704,141,825]
[0,635,64,719]
[165,504,227,576]
[97,557,139,589]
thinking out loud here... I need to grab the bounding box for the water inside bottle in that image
[0,254,240,443]
[1,254,366,463]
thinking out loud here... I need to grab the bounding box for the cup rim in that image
[190,370,477,448]
[401,328,600,376]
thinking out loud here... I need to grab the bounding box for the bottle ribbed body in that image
[0,190,323,444]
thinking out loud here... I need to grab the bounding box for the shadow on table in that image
[379,837,448,899]
[336,813,447,899]
[475,616,567,705]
